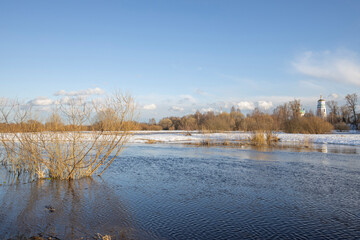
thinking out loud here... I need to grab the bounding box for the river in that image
[0,143,359,239]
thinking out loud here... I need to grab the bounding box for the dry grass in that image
[145,139,160,144]
[250,131,266,145]
[250,131,280,146]
[195,139,237,147]
[200,127,210,134]
[198,138,212,146]
[96,233,112,240]
[136,138,161,144]
[222,139,230,146]
[265,131,279,145]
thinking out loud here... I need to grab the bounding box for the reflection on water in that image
[242,142,360,155]
[1,144,360,239]
[0,178,150,239]
[321,144,328,153]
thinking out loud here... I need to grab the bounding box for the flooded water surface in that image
[1,144,360,239]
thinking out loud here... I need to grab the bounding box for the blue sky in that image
[1,0,360,121]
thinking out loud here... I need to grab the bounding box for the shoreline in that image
[1,130,360,146]
[129,130,360,146]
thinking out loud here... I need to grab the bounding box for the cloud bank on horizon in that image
[27,88,105,106]
[54,88,105,97]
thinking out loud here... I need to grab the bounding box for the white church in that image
[316,95,327,119]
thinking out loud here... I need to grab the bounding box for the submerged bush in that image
[0,93,135,180]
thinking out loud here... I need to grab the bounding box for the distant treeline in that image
[0,94,359,134]
[136,93,360,134]
[0,118,137,133]
[135,102,335,134]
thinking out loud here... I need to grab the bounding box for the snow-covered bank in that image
[1,131,360,146]
[129,131,360,146]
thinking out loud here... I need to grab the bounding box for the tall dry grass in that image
[0,93,135,180]
[250,131,266,145]
[250,131,279,145]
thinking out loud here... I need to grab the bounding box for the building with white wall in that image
[316,95,327,118]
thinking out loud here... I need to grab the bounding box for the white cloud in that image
[195,89,213,97]
[28,97,54,106]
[169,106,184,112]
[237,101,255,110]
[328,93,339,99]
[178,94,196,104]
[54,87,105,97]
[143,104,157,110]
[257,101,273,110]
[201,107,214,113]
[63,96,87,106]
[54,90,66,96]
[293,50,360,86]
[56,96,71,105]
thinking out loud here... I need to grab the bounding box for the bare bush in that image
[285,116,333,134]
[345,93,358,128]
[0,93,135,180]
[334,122,350,131]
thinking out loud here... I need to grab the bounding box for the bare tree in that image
[273,103,289,130]
[46,111,64,131]
[326,100,339,124]
[345,93,358,128]
[340,105,351,124]
[148,118,156,125]
[272,100,300,131]
[289,99,301,120]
